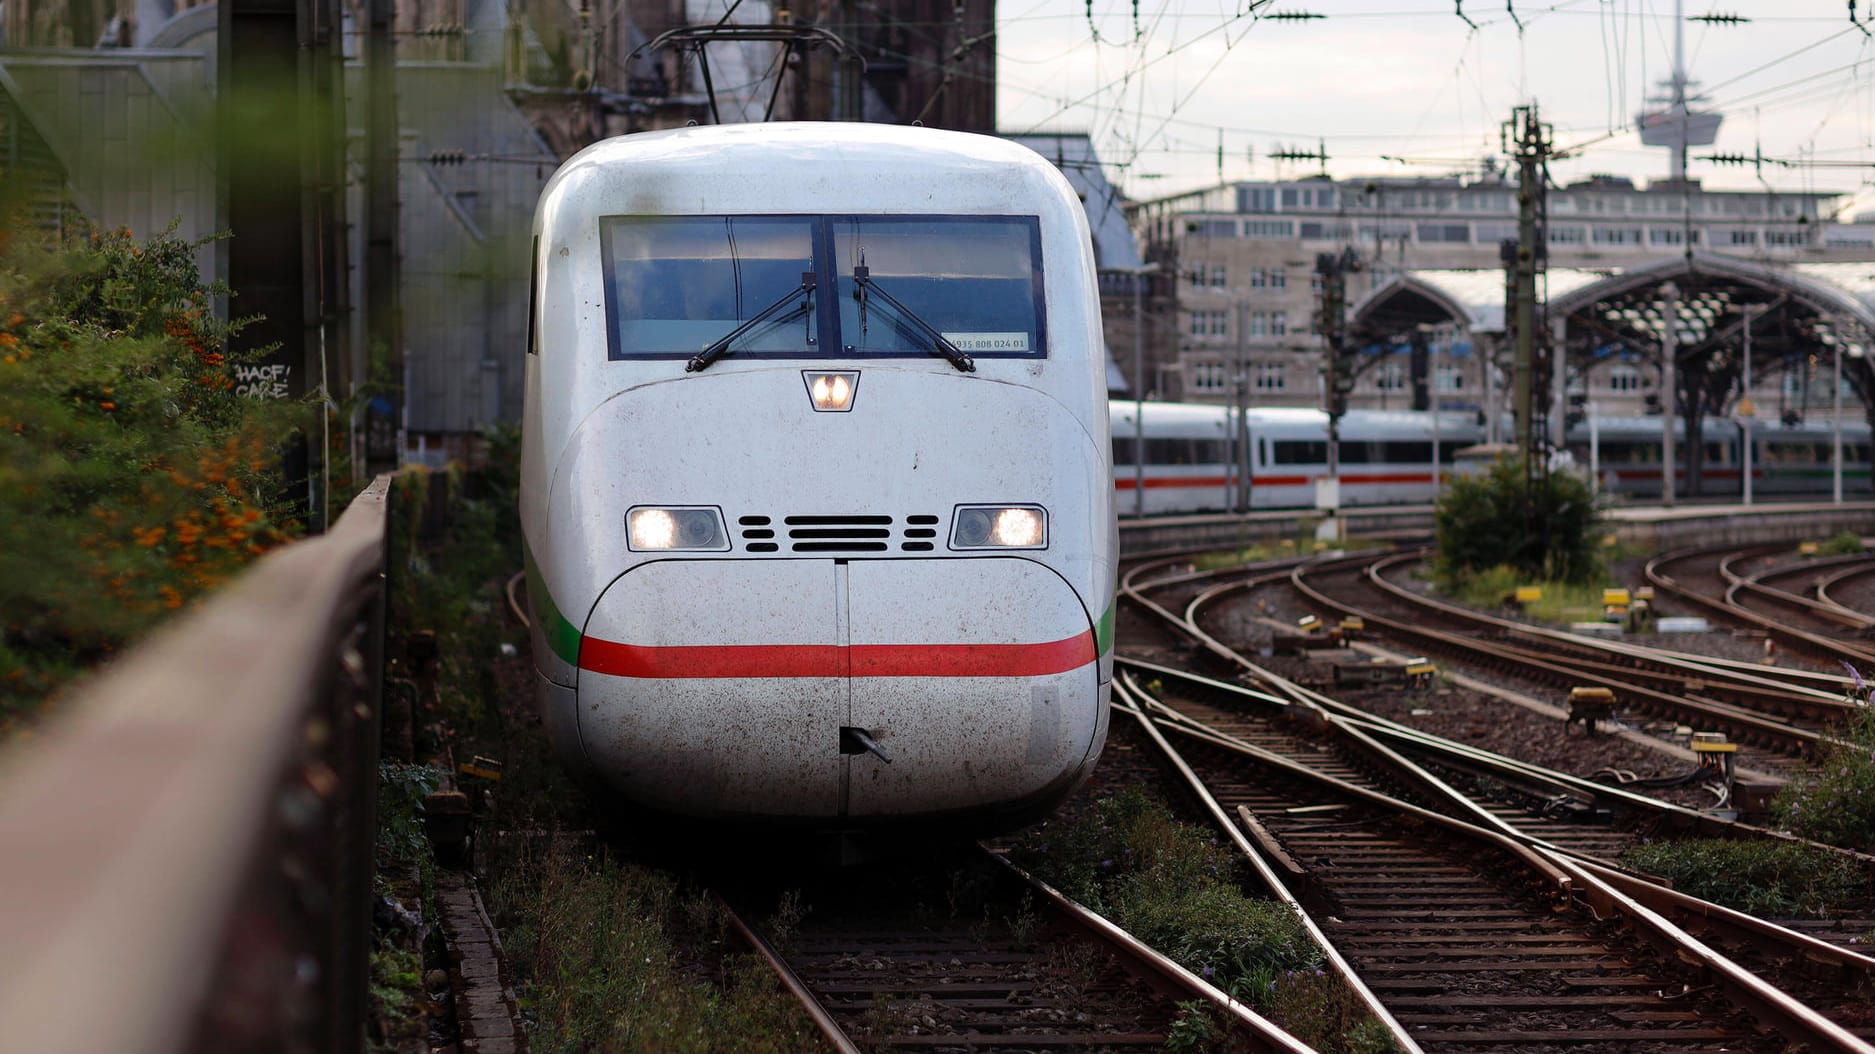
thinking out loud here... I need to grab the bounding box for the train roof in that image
[538,123,1082,221]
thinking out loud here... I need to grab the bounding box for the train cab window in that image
[831,216,1045,359]
[1112,436,1136,464]
[1272,440,1328,465]
[600,216,817,358]
[1192,440,1226,464]
[1337,441,1374,464]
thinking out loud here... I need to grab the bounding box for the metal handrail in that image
[0,474,393,1054]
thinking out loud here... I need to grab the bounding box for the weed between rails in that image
[1012,788,1396,1053]
[1621,838,1865,917]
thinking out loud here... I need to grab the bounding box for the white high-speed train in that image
[521,124,1116,830]
[1111,400,1871,514]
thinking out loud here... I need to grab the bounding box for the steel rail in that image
[1729,551,1875,631]
[1277,560,1830,757]
[1106,677,1425,1054]
[1814,556,1875,625]
[1117,671,1875,1054]
[1115,655,1875,884]
[1650,545,1875,669]
[1350,550,1856,708]
[0,474,394,1054]
[715,893,865,1054]
[980,849,1322,1054]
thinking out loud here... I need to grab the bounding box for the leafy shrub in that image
[1819,532,1867,557]
[1621,837,1864,916]
[0,222,294,721]
[1433,453,1598,587]
[1773,705,1875,854]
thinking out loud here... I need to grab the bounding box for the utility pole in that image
[1661,281,1679,508]
[1502,103,1553,461]
[1315,248,1359,519]
[1132,270,1145,517]
[1740,304,1756,506]
[364,0,401,475]
[1234,300,1250,514]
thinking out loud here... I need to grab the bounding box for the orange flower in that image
[0,334,16,349]
[99,401,116,412]
[132,526,165,547]
[159,586,182,610]
[7,313,21,327]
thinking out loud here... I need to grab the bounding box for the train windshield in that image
[831,217,1044,358]
[599,214,1045,362]
[602,216,817,357]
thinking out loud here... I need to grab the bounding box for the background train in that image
[521,124,1116,831]
[1112,400,1872,515]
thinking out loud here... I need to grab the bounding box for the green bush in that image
[1818,532,1866,557]
[1019,789,1319,1003]
[0,223,294,722]
[1433,453,1598,587]
[1621,837,1863,916]
[1773,705,1875,854]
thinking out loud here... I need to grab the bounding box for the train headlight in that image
[950,505,1047,549]
[626,507,729,551]
[803,370,859,412]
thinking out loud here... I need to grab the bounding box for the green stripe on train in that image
[523,539,584,667]
[1096,598,1116,656]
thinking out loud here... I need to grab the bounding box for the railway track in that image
[1114,548,1875,1049]
[1648,544,1875,672]
[716,845,1314,1053]
[1112,670,1875,1052]
[1276,552,1849,762]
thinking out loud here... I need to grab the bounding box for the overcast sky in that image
[995,1,1875,210]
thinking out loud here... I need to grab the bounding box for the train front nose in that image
[576,557,1102,822]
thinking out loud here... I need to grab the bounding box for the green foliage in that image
[1452,567,1613,623]
[1773,705,1875,854]
[1818,532,1867,557]
[1018,789,1319,1004]
[1164,1000,1222,1053]
[1621,837,1864,916]
[1263,972,1401,1053]
[496,847,822,1054]
[0,222,294,721]
[367,941,424,1031]
[1433,454,1598,587]
[377,761,446,866]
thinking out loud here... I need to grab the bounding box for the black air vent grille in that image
[734,514,945,553]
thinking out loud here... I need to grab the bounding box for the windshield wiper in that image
[851,264,976,373]
[686,272,816,373]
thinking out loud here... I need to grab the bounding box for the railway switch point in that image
[1565,687,1617,736]
[1297,614,1322,632]
[1337,616,1365,640]
[1799,541,1820,556]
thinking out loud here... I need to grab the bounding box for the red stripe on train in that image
[578,632,1097,679]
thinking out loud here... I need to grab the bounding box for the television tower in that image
[1636,0,1722,181]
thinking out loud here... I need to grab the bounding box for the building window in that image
[1435,364,1465,392]
[1239,186,1277,212]
[1765,228,1807,247]
[1188,309,1228,338]
[1270,268,1286,289]
[1727,229,1758,246]
[1310,273,1325,294]
[1300,221,1353,240]
[1253,361,1286,391]
[1548,226,1586,244]
[1249,311,1270,338]
[1270,310,1287,336]
[1210,265,1228,288]
[1189,359,1226,392]
[1375,363,1406,391]
[1649,227,1684,245]
[1244,219,1295,239]
[1608,364,1639,391]
[1416,223,1471,243]
[1593,227,1644,245]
